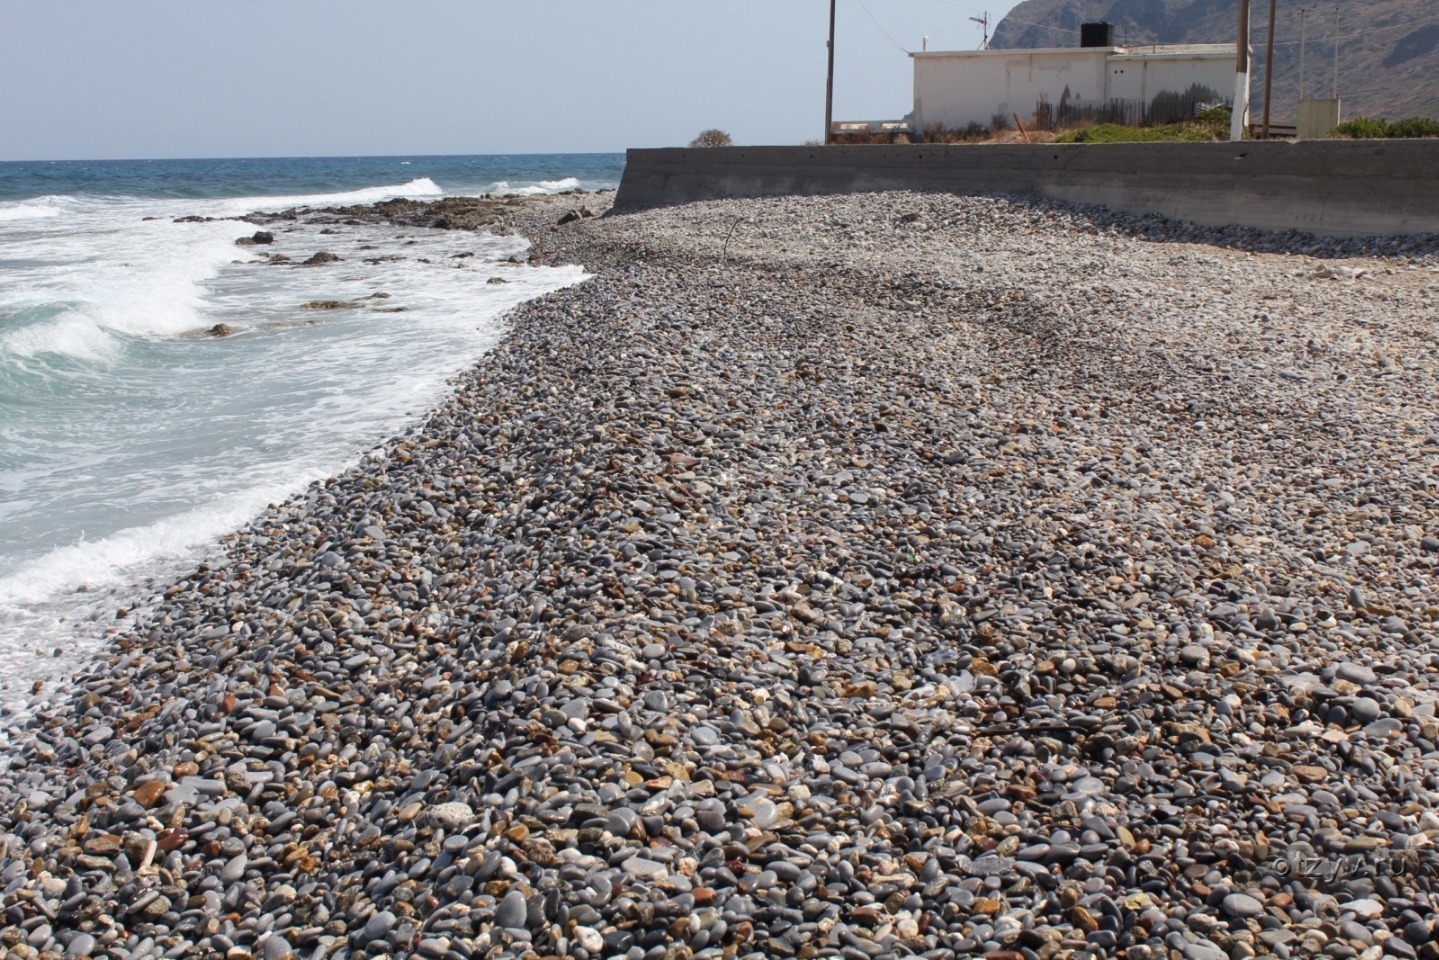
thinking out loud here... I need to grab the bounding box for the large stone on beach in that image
[426,802,475,831]
[1336,662,1378,685]
[496,890,528,927]
[1222,893,1265,918]
[622,856,669,881]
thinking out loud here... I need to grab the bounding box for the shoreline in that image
[3,189,1439,959]
[0,188,604,717]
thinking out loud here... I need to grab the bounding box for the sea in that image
[0,154,625,719]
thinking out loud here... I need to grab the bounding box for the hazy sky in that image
[1,0,1024,160]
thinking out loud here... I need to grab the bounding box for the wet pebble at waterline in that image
[3,189,1439,959]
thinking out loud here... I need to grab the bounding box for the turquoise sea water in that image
[0,154,626,203]
[0,154,624,709]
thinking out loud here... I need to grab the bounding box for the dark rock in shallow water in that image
[300,251,341,266]
[265,195,516,231]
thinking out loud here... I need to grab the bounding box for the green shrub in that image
[1330,116,1439,138]
[1331,117,1391,138]
[1386,116,1439,138]
[1053,122,1218,143]
[1195,106,1232,129]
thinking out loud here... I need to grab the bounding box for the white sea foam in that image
[78,232,237,337]
[210,177,444,218]
[0,203,61,223]
[0,179,462,364]
[481,177,582,197]
[0,468,327,607]
[1,314,120,362]
[0,219,239,354]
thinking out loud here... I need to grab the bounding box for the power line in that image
[925,0,1079,40]
[923,0,992,21]
[921,0,1439,50]
[1272,9,1439,45]
[853,0,913,54]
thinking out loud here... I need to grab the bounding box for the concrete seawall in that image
[614,140,1439,238]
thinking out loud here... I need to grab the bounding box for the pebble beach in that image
[4,187,1439,960]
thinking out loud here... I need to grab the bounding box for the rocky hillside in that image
[991,0,1439,121]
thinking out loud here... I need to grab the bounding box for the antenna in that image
[970,11,990,49]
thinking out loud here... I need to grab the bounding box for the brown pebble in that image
[132,780,168,808]
[157,830,189,852]
[84,834,123,856]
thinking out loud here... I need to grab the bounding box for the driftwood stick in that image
[722,218,743,263]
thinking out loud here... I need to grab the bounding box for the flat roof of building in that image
[911,43,1236,60]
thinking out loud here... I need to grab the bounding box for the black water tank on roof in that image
[1081,21,1115,47]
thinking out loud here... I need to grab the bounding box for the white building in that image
[910,41,1238,133]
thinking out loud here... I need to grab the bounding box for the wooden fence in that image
[1034,84,1228,130]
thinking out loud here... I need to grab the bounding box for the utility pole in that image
[825,0,836,144]
[1299,8,1307,99]
[970,12,990,50]
[1231,0,1251,141]
[1261,0,1278,138]
[1332,5,1340,99]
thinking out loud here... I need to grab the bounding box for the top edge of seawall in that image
[612,140,1439,237]
[623,139,1439,162]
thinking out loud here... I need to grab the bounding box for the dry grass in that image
[826,119,1080,146]
[830,130,914,145]
[922,121,1062,144]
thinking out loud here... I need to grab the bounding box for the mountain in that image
[990,0,1439,121]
